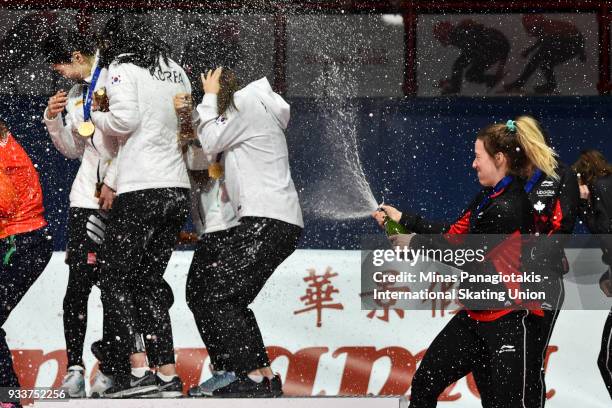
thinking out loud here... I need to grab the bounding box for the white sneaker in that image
[60,365,86,398]
[90,371,114,398]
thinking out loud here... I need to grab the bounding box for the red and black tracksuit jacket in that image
[399,177,535,321]
[526,163,580,276]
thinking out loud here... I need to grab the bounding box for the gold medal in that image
[78,121,95,138]
[208,162,224,179]
[95,87,106,98]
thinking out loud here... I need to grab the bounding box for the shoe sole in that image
[159,391,184,398]
[102,385,160,399]
[216,391,274,398]
[90,387,112,398]
[188,383,236,398]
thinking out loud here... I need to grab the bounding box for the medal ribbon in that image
[476,175,513,214]
[524,168,543,194]
[83,66,103,122]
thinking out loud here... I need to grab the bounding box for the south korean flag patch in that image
[215,115,228,126]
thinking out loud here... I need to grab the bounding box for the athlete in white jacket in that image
[88,14,190,399]
[44,33,116,398]
[196,76,303,228]
[183,144,239,236]
[192,68,303,397]
[179,122,242,397]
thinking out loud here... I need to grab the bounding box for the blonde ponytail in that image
[514,116,558,180]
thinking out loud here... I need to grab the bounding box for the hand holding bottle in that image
[371,204,407,236]
[380,204,402,223]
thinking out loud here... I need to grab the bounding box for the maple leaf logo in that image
[534,201,545,212]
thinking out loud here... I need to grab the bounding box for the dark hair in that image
[181,32,242,103]
[217,68,241,116]
[572,149,612,186]
[99,13,170,73]
[46,29,97,64]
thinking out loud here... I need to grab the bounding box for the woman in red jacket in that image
[0,119,53,406]
[374,116,558,407]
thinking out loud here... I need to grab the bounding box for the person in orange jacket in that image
[0,119,53,407]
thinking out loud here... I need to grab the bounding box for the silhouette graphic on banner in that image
[504,14,586,95]
[434,20,510,95]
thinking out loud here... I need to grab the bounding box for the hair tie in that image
[506,120,516,132]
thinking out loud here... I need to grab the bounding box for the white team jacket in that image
[43,63,116,209]
[184,145,239,235]
[91,56,191,195]
[195,77,303,228]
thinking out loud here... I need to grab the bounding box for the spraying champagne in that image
[377,203,408,236]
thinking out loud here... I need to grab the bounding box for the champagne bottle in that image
[94,87,109,112]
[175,93,195,141]
[384,216,408,236]
[178,114,195,141]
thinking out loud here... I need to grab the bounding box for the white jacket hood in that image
[243,77,290,130]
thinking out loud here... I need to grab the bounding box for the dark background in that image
[2,96,610,250]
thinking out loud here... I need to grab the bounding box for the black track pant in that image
[524,276,565,407]
[599,308,612,401]
[409,309,543,408]
[63,208,107,369]
[187,217,302,375]
[98,188,189,375]
[0,227,52,393]
[186,227,236,371]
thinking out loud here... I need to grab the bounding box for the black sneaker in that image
[102,370,160,398]
[267,374,283,397]
[212,375,273,398]
[156,374,184,398]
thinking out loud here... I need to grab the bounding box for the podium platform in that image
[33,396,408,407]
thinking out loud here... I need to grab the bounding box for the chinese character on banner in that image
[360,270,410,323]
[422,281,457,318]
[294,267,344,327]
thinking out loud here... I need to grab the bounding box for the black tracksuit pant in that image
[98,188,189,376]
[525,275,565,407]
[187,217,302,375]
[63,208,107,369]
[186,227,236,371]
[599,307,612,400]
[0,227,52,393]
[409,309,546,408]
